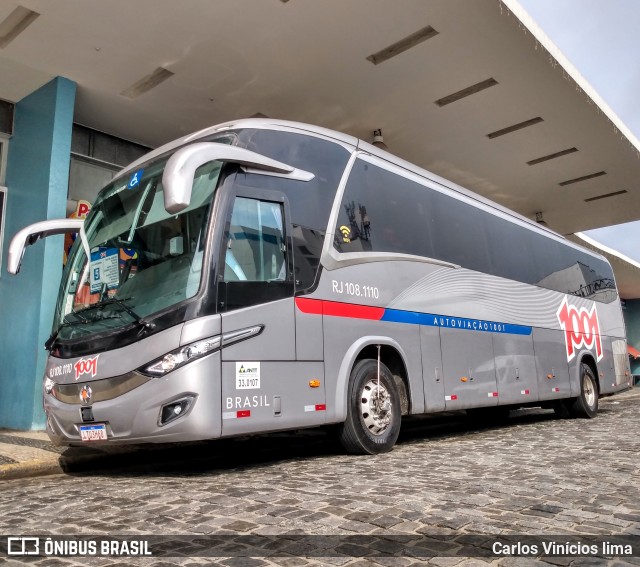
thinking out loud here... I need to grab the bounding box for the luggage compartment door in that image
[440,327,498,410]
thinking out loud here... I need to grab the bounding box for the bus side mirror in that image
[162,142,300,214]
[7,218,86,275]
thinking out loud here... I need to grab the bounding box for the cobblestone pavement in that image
[0,393,638,567]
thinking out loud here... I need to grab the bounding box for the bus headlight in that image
[141,336,222,377]
[139,325,263,377]
[44,377,55,395]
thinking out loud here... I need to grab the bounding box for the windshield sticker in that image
[235,362,260,389]
[128,169,144,189]
[74,355,100,380]
[90,248,120,294]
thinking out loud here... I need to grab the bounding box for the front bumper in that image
[44,353,222,445]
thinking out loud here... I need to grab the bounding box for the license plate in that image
[79,424,107,442]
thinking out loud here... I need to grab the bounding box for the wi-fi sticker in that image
[339,225,351,242]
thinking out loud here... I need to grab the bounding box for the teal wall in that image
[623,299,640,375]
[0,77,76,430]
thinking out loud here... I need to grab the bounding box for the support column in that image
[0,77,76,429]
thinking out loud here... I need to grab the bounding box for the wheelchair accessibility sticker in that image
[128,169,144,189]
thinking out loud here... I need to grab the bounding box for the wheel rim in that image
[360,379,393,435]
[583,373,596,408]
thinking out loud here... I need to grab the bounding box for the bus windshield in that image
[52,157,222,342]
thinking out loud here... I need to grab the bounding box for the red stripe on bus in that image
[324,301,384,320]
[296,297,384,321]
[295,297,324,315]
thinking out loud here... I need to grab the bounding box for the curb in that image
[0,458,63,481]
[0,452,138,481]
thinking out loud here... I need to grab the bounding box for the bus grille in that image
[52,372,150,404]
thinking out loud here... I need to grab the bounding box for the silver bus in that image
[8,119,631,454]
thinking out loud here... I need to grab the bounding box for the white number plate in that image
[79,424,107,442]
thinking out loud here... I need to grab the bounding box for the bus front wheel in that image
[567,363,599,418]
[338,359,401,455]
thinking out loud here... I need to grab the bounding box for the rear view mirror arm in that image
[162,142,312,213]
[7,218,87,275]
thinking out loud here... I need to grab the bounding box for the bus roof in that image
[118,117,609,265]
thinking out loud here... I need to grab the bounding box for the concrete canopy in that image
[1,0,639,295]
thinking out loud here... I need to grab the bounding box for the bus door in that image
[218,188,325,436]
[440,327,498,410]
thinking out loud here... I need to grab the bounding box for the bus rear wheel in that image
[567,363,599,418]
[338,359,401,455]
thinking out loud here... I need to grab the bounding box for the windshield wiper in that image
[63,311,90,324]
[46,311,91,350]
[76,296,154,328]
[74,297,142,323]
[45,298,156,351]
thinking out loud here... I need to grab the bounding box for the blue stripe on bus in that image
[381,308,532,335]
[295,298,532,336]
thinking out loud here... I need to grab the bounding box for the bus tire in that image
[338,359,401,455]
[567,363,598,418]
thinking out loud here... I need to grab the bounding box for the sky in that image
[516,0,640,264]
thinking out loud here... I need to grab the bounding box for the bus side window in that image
[333,159,435,259]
